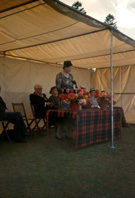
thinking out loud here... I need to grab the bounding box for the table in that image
[46,109,121,150]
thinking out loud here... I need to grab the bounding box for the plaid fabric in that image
[46,110,77,119]
[46,109,121,150]
[75,109,121,149]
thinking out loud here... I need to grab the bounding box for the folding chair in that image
[12,103,34,133]
[0,120,11,141]
[30,103,46,133]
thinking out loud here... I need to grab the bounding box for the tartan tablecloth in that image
[46,109,121,150]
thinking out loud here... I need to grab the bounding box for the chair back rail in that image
[30,103,46,133]
[12,103,34,133]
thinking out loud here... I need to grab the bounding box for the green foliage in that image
[72,1,86,14]
[104,14,117,29]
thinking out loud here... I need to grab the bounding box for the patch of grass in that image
[0,125,135,198]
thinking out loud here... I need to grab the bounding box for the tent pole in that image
[108,29,116,149]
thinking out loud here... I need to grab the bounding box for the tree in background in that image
[104,14,117,29]
[72,1,86,14]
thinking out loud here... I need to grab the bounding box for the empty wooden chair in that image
[12,103,34,133]
[30,103,46,134]
[0,120,11,141]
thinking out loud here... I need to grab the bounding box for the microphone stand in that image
[74,84,78,95]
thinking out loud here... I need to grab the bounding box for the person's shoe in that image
[65,135,73,140]
[122,122,130,127]
[23,132,32,136]
[14,139,27,143]
[55,135,63,140]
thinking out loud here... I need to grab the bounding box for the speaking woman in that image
[55,60,76,140]
[56,60,75,94]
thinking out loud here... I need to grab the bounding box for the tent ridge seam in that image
[1,28,107,53]
[0,1,46,20]
[0,22,79,46]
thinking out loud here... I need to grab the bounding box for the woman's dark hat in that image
[63,60,72,69]
[49,86,57,94]
[89,88,95,93]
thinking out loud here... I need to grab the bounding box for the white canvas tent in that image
[0,0,135,122]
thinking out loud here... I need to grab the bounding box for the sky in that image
[61,0,135,40]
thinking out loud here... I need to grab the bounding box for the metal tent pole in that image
[108,29,116,149]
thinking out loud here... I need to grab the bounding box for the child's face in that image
[90,91,94,97]
[52,88,58,96]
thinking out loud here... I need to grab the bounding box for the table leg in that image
[74,115,79,151]
[46,112,49,148]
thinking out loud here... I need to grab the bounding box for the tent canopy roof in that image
[0,0,135,69]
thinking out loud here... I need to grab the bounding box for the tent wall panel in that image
[91,65,135,122]
[0,56,91,119]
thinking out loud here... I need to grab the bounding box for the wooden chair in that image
[30,103,46,133]
[12,103,34,133]
[0,120,11,141]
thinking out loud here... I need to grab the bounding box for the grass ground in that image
[0,125,135,198]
